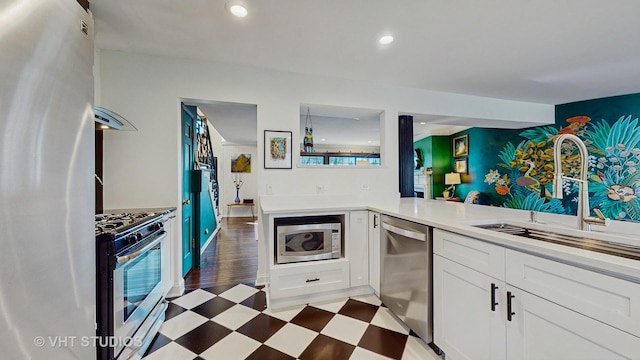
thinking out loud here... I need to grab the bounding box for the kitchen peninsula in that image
[260,196,640,359]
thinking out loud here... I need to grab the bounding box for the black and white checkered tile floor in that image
[143,283,442,360]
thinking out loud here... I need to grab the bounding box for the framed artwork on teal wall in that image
[453,134,468,157]
[454,157,468,174]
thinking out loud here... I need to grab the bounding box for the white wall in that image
[222,144,258,217]
[98,50,554,290]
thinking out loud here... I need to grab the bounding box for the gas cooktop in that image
[95,212,161,236]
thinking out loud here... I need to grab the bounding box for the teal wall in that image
[194,169,218,248]
[436,92,640,222]
[414,135,450,198]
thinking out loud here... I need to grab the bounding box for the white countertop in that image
[260,195,640,282]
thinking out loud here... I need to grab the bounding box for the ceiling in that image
[92,0,640,143]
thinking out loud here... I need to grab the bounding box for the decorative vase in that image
[234,189,241,203]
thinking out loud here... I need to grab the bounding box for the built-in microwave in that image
[275,217,342,264]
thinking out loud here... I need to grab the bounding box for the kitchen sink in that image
[474,223,640,261]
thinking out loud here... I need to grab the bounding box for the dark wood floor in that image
[184,216,258,290]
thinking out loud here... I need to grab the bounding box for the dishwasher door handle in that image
[382,222,427,241]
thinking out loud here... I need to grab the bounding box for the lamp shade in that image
[445,172,461,185]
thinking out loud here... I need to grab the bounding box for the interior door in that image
[181,104,195,276]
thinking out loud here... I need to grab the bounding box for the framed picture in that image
[454,157,468,174]
[452,134,469,157]
[264,130,292,169]
[231,154,251,173]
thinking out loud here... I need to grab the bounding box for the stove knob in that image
[151,223,163,231]
[126,234,137,245]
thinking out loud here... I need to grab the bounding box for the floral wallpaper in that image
[481,113,640,221]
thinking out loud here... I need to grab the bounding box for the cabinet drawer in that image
[270,260,349,299]
[506,249,640,337]
[434,229,505,280]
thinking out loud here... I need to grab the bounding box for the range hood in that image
[94,106,137,131]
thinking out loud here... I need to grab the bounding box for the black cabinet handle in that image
[306,278,320,283]
[507,291,515,321]
[491,283,499,311]
[373,214,378,228]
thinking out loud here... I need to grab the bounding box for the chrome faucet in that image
[552,134,610,231]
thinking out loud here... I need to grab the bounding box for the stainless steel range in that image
[96,212,168,360]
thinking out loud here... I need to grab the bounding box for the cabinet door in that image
[506,286,640,360]
[349,211,369,287]
[368,211,380,295]
[434,255,506,360]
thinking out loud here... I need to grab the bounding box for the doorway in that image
[181,99,258,287]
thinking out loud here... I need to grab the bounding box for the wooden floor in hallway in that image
[184,216,258,290]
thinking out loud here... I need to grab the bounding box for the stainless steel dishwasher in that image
[380,214,432,343]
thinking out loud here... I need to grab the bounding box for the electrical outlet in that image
[266,184,273,195]
[316,184,326,193]
[361,184,370,190]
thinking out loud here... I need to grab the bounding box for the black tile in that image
[290,306,336,332]
[174,321,232,355]
[192,357,206,360]
[298,334,355,360]
[191,297,236,319]
[165,302,188,321]
[236,313,287,343]
[142,332,172,357]
[358,324,408,359]
[240,291,267,311]
[338,299,379,323]
[246,344,295,360]
[201,283,237,296]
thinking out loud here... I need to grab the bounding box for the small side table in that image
[227,203,255,219]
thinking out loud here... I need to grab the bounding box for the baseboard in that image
[256,271,268,286]
[167,278,185,298]
[267,285,373,310]
[200,226,220,255]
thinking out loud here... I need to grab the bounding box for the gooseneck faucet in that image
[552,134,610,231]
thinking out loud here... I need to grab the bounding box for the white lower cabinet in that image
[434,255,506,360]
[349,210,369,287]
[433,229,640,360]
[270,260,350,299]
[368,211,380,295]
[507,286,640,360]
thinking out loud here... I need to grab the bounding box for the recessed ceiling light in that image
[420,122,426,125]
[367,140,372,143]
[100,125,109,129]
[226,2,248,17]
[378,35,394,45]
[321,138,326,142]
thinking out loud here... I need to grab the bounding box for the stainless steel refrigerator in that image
[0,1,96,359]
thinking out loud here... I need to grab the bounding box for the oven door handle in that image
[116,231,167,264]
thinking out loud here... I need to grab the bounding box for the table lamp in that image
[444,172,461,199]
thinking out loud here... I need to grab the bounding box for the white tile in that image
[218,283,259,303]
[158,311,209,340]
[350,346,393,360]
[310,298,348,313]
[370,308,410,335]
[352,294,382,307]
[170,289,215,309]
[264,323,318,358]
[320,314,369,346]
[402,336,442,360]
[263,305,305,322]
[211,304,260,330]
[142,342,197,360]
[199,332,261,360]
